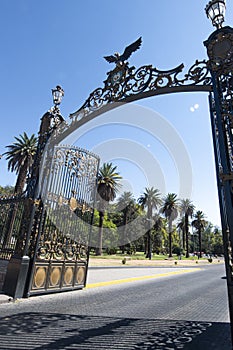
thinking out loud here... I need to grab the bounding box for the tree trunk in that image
[198,228,202,258]
[96,210,104,256]
[182,227,186,250]
[168,219,173,258]
[146,230,152,260]
[144,234,147,255]
[185,214,189,258]
[146,206,152,259]
[14,163,28,194]
[121,211,127,254]
[15,163,28,194]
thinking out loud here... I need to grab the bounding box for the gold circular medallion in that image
[76,267,85,284]
[64,267,73,285]
[50,267,61,287]
[34,267,46,289]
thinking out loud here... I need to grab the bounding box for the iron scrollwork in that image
[37,230,87,262]
[70,60,212,123]
[28,143,95,292]
[34,145,99,263]
[52,146,99,182]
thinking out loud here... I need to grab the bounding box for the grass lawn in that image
[89,251,206,261]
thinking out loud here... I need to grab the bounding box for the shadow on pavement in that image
[0,312,231,349]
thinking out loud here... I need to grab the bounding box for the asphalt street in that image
[0,264,231,349]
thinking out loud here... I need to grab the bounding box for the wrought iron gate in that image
[25,145,99,296]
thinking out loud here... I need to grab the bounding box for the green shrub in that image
[122,257,127,265]
[172,246,182,256]
[105,247,117,255]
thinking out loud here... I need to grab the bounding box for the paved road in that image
[0,264,231,349]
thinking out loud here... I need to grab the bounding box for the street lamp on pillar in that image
[3,85,66,299]
[31,85,65,196]
[38,85,65,137]
[204,0,233,342]
[205,0,226,29]
[50,85,65,129]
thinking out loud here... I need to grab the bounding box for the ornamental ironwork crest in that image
[68,38,212,125]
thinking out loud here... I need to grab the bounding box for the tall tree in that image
[180,199,195,258]
[4,132,37,194]
[177,217,186,251]
[212,226,224,255]
[152,213,165,254]
[138,187,162,259]
[202,222,214,255]
[117,191,135,253]
[161,193,179,257]
[96,162,122,255]
[192,210,206,258]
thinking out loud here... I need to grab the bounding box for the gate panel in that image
[27,145,99,296]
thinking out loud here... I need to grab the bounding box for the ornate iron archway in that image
[48,29,233,339]
[54,59,212,144]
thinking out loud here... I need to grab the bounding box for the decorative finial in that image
[104,37,142,66]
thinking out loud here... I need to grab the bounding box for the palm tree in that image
[138,187,162,259]
[192,210,206,258]
[180,199,195,258]
[117,191,135,254]
[96,162,122,255]
[4,132,37,194]
[152,213,165,254]
[161,193,179,257]
[177,217,186,251]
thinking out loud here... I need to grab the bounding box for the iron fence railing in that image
[0,196,26,260]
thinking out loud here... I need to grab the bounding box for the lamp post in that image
[27,86,65,198]
[204,0,233,340]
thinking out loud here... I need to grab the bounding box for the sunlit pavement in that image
[0,264,231,349]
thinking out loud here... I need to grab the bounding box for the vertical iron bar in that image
[209,76,233,341]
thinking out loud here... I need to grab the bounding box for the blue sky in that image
[1,0,233,226]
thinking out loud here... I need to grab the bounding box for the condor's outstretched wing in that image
[104,55,117,63]
[120,37,142,61]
